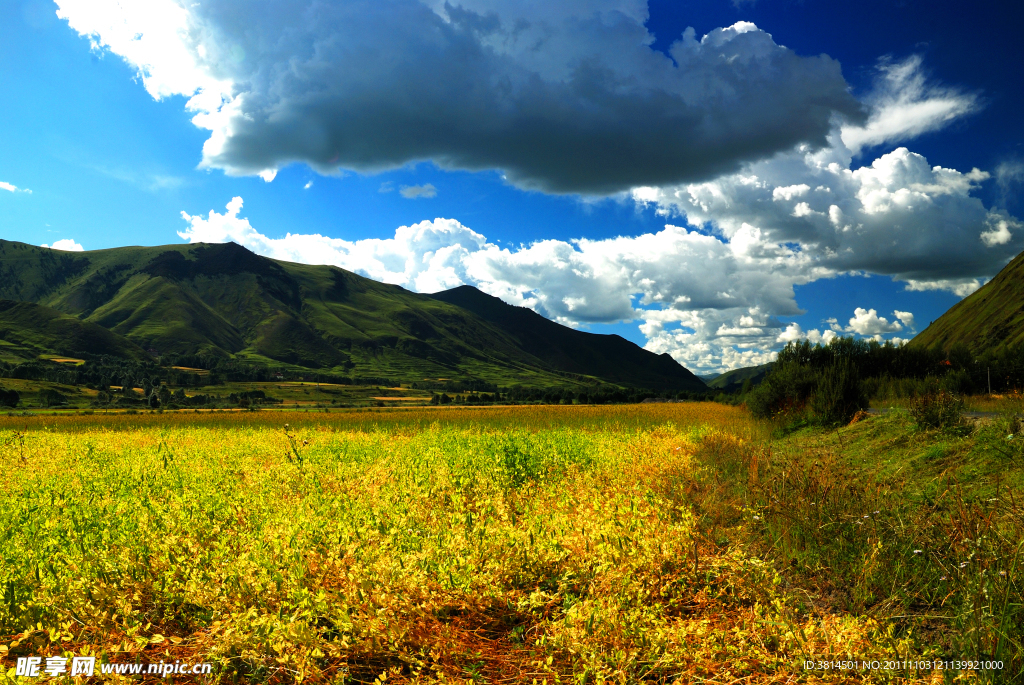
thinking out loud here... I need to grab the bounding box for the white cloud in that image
[400,183,437,199]
[55,1,861,193]
[1,181,32,193]
[840,55,979,155]
[776,322,836,346]
[772,184,810,201]
[303,180,313,190]
[41,239,84,251]
[629,57,1014,365]
[178,197,488,293]
[980,217,1016,247]
[893,310,915,329]
[904,278,982,298]
[846,307,902,336]
[633,92,1021,293]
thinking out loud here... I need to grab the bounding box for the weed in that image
[909,391,968,432]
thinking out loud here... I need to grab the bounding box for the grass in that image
[0,403,1021,683]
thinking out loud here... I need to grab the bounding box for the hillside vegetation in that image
[0,300,147,364]
[912,249,1024,353]
[705,362,772,392]
[0,240,704,391]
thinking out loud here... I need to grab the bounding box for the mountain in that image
[428,286,704,391]
[0,299,148,363]
[911,249,1024,353]
[706,363,773,391]
[0,239,704,390]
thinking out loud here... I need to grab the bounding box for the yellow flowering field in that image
[0,405,990,682]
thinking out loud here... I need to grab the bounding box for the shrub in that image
[939,368,973,395]
[0,388,19,408]
[746,361,818,419]
[38,389,68,407]
[810,357,868,426]
[909,390,966,430]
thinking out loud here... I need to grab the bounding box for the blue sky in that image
[2,0,1022,373]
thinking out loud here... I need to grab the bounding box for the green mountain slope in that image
[706,363,773,391]
[0,299,148,363]
[911,249,1024,353]
[0,239,702,389]
[429,286,705,391]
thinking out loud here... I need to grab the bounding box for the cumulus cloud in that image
[980,217,1017,247]
[56,1,862,194]
[400,183,437,199]
[845,308,903,336]
[632,58,1022,291]
[893,310,915,329]
[1,181,32,193]
[776,322,836,346]
[41,239,84,251]
[178,197,488,293]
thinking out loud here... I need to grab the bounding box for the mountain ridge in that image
[428,285,704,391]
[0,239,705,391]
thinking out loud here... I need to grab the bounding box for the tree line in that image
[745,337,1024,426]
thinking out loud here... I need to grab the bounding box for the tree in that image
[810,357,868,426]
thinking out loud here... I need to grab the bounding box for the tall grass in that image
[685,410,1024,682]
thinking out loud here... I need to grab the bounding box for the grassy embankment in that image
[1,402,1022,683]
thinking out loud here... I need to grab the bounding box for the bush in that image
[811,357,868,426]
[746,361,818,419]
[38,389,68,407]
[0,388,19,408]
[909,391,966,430]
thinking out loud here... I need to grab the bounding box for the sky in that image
[2,0,1022,374]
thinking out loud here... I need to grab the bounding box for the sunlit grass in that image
[1,403,1020,682]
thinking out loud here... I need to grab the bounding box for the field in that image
[1,403,1022,683]
[0,378,438,412]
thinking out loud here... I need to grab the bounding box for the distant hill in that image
[911,249,1024,353]
[0,239,703,390]
[429,286,705,391]
[706,363,773,391]
[0,299,148,363]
